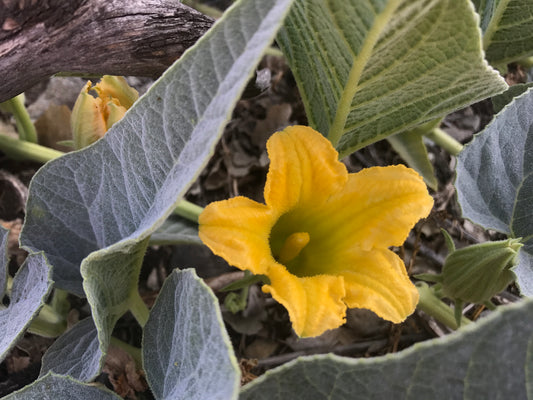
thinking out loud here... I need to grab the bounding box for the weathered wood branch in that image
[0,0,214,102]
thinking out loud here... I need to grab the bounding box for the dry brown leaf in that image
[103,345,147,399]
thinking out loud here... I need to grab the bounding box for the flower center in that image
[277,232,310,264]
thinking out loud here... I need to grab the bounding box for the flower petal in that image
[199,196,275,275]
[262,263,346,337]
[320,165,433,251]
[264,126,347,213]
[337,248,419,323]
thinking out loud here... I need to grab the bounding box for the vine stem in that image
[27,303,68,337]
[0,94,38,143]
[0,134,63,162]
[173,200,203,223]
[128,292,150,328]
[416,282,470,330]
[424,128,463,156]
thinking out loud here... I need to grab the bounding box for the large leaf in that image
[19,0,295,375]
[455,87,533,294]
[2,372,121,400]
[0,227,53,362]
[276,0,507,157]
[240,297,533,399]
[39,318,102,382]
[474,0,533,67]
[143,269,239,400]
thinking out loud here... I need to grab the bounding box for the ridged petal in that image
[264,125,347,213]
[338,248,419,323]
[199,196,275,275]
[320,165,433,252]
[262,263,346,337]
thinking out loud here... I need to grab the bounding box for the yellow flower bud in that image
[70,76,138,149]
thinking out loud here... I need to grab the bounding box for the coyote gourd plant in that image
[2,0,533,398]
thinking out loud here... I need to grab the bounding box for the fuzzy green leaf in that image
[240,298,533,399]
[277,0,507,157]
[39,318,102,381]
[492,83,533,113]
[3,372,121,399]
[0,227,53,362]
[143,269,239,400]
[475,0,533,67]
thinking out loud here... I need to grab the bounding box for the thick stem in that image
[425,128,463,156]
[173,200,204,223]
[0,134,64,163]
[416,282,470,330]
[27,304,67,338]
[1,94,38,143]
[128,292,150,328]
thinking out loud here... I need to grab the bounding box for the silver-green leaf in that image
[0,227,53,362]
[240,298,533,399]
[455,88,533,294]
[143,269,239,400]
[39,318,102,382]
[2,372,121,399]
[277,0,507,157]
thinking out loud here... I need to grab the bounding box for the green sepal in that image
[414,273,443,284]
[441,229,456,252]
[441,238,523,303]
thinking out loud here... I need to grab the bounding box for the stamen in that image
[278,232,310,264]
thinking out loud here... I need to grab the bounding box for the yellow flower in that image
[199,126,433,337]
[71,76,138,149]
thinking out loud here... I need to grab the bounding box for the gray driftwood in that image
[0,0,213,102]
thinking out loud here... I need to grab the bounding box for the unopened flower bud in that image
[71,76,138,149]
[439,232,522,303]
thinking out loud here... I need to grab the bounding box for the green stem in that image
[484,300,497,311]
[416,282,470,330]
[49,289,70,315]
[0,134,64,163]
[0,94,38,143]
[425,128,463,156]
[173,200,204,223]
[110,337,143,368]
[128,292,150,328]
[27,304,67,338]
